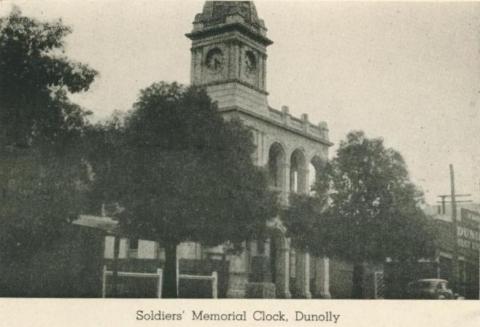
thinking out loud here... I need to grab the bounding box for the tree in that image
[328,131,436,298]
[0,7,97,286]
[282,164,335,257]
[0,7,96,147]
[89,82,278,298]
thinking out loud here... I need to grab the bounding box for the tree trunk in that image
[162,242,178,298]
[351,261,365,299]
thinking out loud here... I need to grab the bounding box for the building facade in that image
[104,1,341,298]
[432,205,479,299]
[385,203,480,299]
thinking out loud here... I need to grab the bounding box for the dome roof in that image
[194,1,266,31]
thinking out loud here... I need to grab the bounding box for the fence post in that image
[176,256,179,297]
[212,271,218,299]
[157,268,163,298]
[102,265,107,298]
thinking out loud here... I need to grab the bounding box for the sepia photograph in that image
[0,0,479,309]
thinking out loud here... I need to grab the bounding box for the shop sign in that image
[457,209,480,251]
[461,208,480,223]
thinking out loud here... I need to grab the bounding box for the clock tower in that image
[186,1,273,115]
[184,1,332,300]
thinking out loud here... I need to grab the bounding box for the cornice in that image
[219,106,334,147]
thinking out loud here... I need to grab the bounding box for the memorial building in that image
[104,1,348,298]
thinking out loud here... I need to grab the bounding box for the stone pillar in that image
[250,239,271,283]
[281,163,290,205]
[228,42,239,80]
[264,238,271,257]
[275,236,291,298]
[313,256,331,299]
[299,167,309,194]
[249,239,258,256]
[281,106,291,125]
[226,242,249,298]
[257,239,265,255]
[301,113,309,133]
[261,54,267,91]
[295,249,312,298]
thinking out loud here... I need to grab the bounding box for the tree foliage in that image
[282,165,334,256]
[0,7,96,147]
[327,131,436,297]
[328,131,436,263]
[0,8,97,267]
[282,131,436,298]
[88,82,278,297]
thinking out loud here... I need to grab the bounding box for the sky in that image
[1,0,479,205]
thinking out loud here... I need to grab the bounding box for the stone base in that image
[276,289,292,299]
[227,271,248,298]
[249,255,272,282]
[226,289,246,298]
[314,291,331,299]
[245,282,276,298]
[292,291,312,299]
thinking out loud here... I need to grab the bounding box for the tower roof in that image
[196,1,264,29]
[187,1,272,46]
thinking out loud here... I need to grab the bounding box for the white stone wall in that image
[104,237,202,261]
[207,83,268,115]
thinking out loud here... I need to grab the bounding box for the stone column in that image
[264,238,271,258]
[313,256,331,298]
[231,42,240,79]
[299,167,309,195]
[226,242,249,298]
[249,239,258,256]
[261,54,267,91]
[281,163,290,205]
[295,249,312,298]
[275,237,291,299]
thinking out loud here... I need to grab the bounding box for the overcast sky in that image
[1,0,479,205]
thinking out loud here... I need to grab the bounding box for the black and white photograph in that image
[0,0,479,312]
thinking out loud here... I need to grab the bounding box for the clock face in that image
[206,48,224,73]
[244,51,257,76]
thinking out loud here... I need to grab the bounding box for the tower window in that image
[245,50,257,74]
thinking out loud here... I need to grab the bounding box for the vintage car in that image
[407,279,455,299]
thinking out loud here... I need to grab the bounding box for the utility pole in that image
[436,167,472,295]
[436,194,471,214]
[450,164,459,295]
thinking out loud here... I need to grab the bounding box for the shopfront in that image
[436,208,479,299]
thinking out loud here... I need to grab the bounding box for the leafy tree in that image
[89,82,278,298]
[0,7,97,280]
[0,7,96,147]
[282,165,335,257]
[328,131,436,298]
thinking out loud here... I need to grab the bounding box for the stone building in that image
[104,1,338,298]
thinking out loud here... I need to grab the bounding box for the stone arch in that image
[267,142,286,191]
[289,148,307,194]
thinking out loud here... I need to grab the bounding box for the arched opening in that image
[290,149,307,194]
[268,142,286,191]
[309,156,323,195]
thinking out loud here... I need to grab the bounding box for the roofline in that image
[186,22,273,46]
[219,106,334,147]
